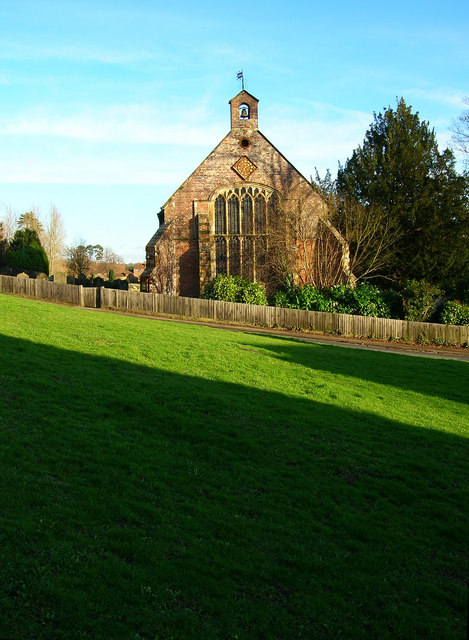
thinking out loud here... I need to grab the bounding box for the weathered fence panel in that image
[2,275,469,345]
[0,275,96,307]
[100,289,469,344]
[83,287,99,308]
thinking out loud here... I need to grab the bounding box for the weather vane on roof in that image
[237,70,244,91]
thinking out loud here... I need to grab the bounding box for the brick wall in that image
[145,91,325,297]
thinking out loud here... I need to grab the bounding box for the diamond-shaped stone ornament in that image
[232,156,257,180]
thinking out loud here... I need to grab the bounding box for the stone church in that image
[141,90,349,296]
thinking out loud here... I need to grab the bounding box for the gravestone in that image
[17,272,29,279]
[52,272,67,284]
[37,272,48,280]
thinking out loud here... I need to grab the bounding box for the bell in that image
[240,107,248,119]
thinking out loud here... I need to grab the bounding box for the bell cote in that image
[230,90,259,131]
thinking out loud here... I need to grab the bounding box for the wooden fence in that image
[1,274,468,346]
[0,274,94,307]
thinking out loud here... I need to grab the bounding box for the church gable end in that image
[142,91,349,297]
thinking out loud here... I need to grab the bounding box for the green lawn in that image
[0,293,468,640]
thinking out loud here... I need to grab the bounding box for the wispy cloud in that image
[263,104,373,175]
[0,153,186,185]
[0,104,225,146]
[0,41,156,64]
[404,87,467,109]
[1,94,464,186]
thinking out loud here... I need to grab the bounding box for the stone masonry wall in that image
[146,91,325,297]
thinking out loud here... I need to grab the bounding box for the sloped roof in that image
[229,89,259,104]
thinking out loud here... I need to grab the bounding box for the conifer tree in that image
[337,98,469,293]
[7,228,49,274]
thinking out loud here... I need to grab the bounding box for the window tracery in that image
[228,195,240,234]
[215,236,227,275]
[215,195,226,234]
[212,184,279,281]
[241,194,253,234]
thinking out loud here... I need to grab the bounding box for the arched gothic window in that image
[255,194,266,233]
[212,185,278,282]
[268,193,279,217]
[228,195,240,234]
[256,236,267,281]
[242,237,254,280]
[216,237,227,275]
[215,195,226,234]
[229,236,240,276]
[241,194,253,234]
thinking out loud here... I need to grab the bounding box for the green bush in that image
[327,284,357,314]
[272,290,292,309]
[203,274,268,306]
[6,245,49,274]
[401,280,443,322]
[440,300,469,326]
[273,282,401,319]
[293,285,331,312]
[272,285,333,312]
[353,283,401,319]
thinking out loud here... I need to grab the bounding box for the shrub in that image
[6,245,49,274]
[273,282,401,319]
[238,280,268,305]
[6,229,49,275]
[354,283,401,319]
[272,290,293,309]
[440,300,469,326]
[203,275,268,306]
[401,280,443,322]
[327,284,357,314]
[203,274,239,302]
[295,285,331,312]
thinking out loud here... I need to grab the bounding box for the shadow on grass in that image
[240,333,469,405]
[0,332,468,640]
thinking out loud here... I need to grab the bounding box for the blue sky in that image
[0,0,468,262]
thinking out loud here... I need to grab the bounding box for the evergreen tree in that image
[18,211,44,238]
[7,228,49,274]
[337,98,469,293]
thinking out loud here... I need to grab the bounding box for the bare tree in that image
[148,226,177,294]
[0,205,18,241]
[312,218,351,289]
[102,247,123,264]
[328,196,402,283]
[42,205,66,275]
[450,97,469,164]
[312,171,403,284]
[266,186,350,290]
[66,241,91,277]
[0,222,7,265]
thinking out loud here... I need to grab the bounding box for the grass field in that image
[0,293,468,640]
